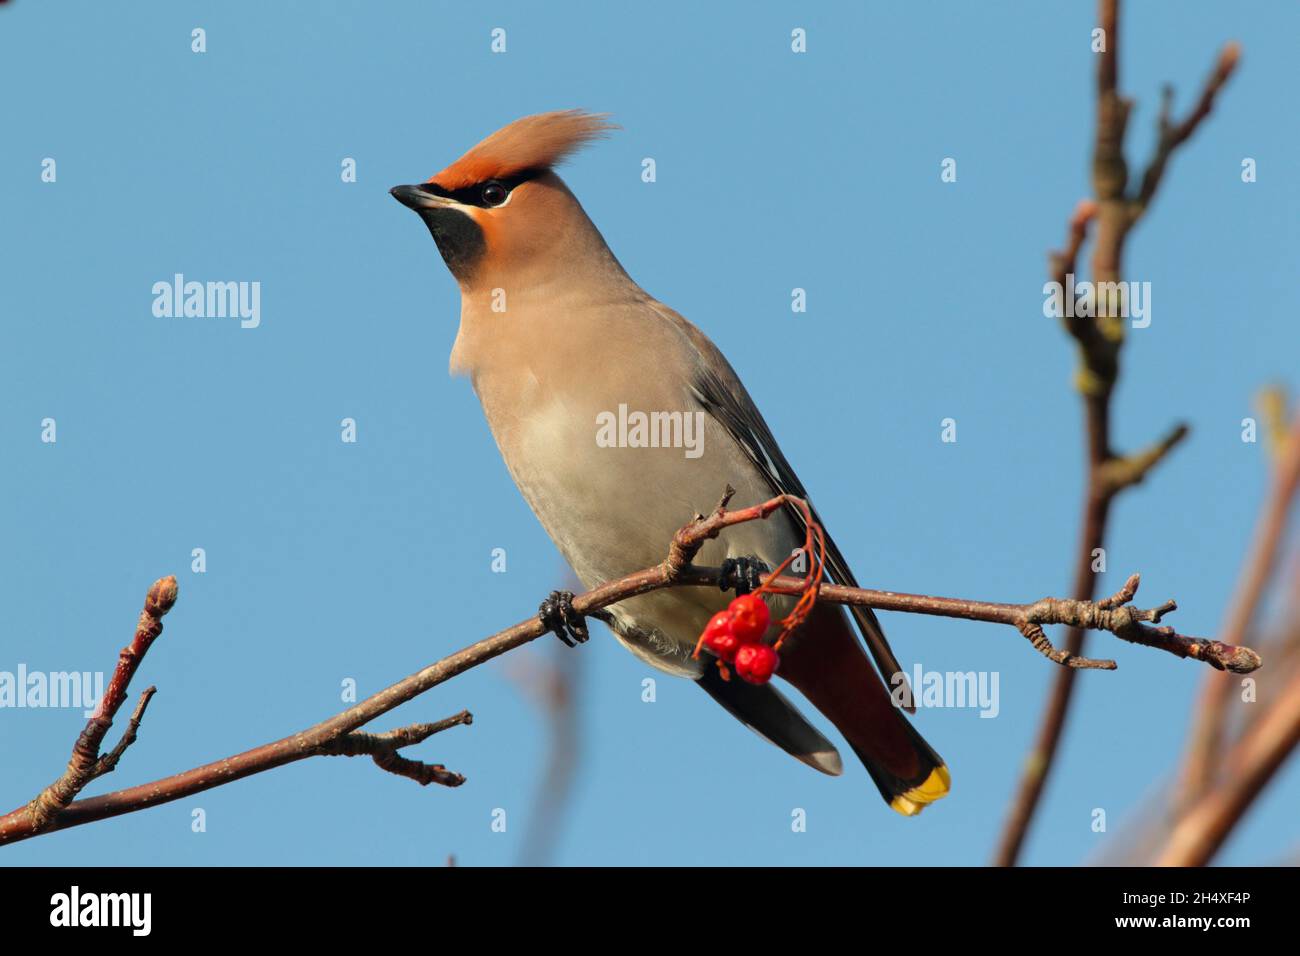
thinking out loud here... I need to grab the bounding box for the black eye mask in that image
[417,168,542,209]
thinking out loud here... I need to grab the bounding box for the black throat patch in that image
[419,207,486,282]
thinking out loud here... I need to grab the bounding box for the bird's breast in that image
[477,373,790,584]
[460,302,803,668]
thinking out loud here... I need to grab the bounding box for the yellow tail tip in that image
[889,765,951,817]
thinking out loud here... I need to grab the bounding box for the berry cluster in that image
[692,497,829,684]
[699,594,779,684]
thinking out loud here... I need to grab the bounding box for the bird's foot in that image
[718,556,770,596]
[538,590,590,648]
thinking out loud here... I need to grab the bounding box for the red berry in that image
[727,594,771,643]
[703,610,734,640]
[734,643,780,684]
[701,611,742,662]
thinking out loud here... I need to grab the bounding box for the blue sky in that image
[1,1,1296,866]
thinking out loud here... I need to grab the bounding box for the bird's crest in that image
[427,110,617,190]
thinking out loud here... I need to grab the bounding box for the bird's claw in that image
[539,590,590,647]
[718,556,769,596]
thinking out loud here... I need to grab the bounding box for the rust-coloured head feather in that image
[428,110,617,190]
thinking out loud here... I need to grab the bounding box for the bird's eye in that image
[481,181,508,206]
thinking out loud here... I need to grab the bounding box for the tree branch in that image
[508,643,583,866]
[1157,666,1300,866]
[0,491,1249,847]
[993,0,1236,866]
[1179,413,1300,810]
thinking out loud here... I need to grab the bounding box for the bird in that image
[391,110,949,815]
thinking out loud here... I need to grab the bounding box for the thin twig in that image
[1132,42,1242,222]
[316,711,473,787]
[94,687,157,778]
[21,577,176,835]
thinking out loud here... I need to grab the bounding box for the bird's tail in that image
[777,604,950,815]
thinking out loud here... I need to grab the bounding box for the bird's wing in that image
[646,299,913,702]
[697,661,842,775]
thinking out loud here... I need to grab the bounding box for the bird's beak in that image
[390,184,459,212]
[391,181,485,281]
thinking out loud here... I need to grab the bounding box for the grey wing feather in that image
[649,302,914,708]
[697,664,842,776]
